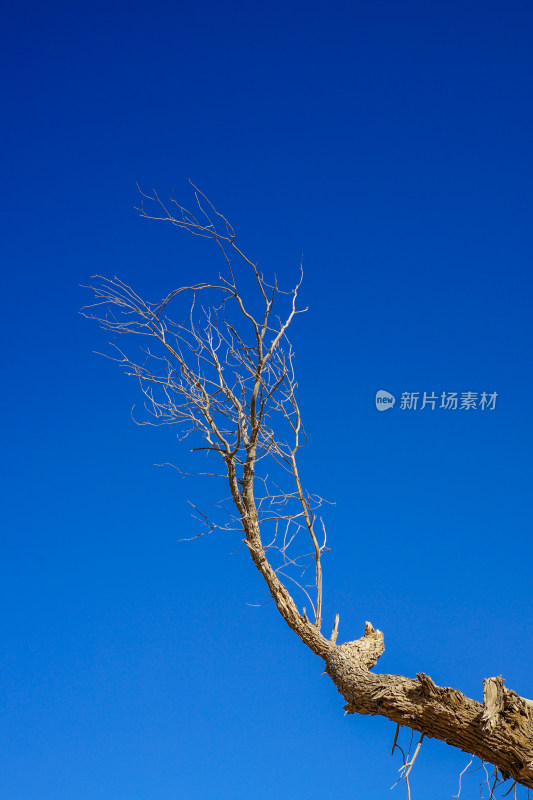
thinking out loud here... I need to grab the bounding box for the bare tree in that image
[83,185,533,794]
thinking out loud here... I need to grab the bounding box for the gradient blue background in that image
[2,1,532,798]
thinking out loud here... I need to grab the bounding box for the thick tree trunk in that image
[244,518,533,789]
[324,623,533,789]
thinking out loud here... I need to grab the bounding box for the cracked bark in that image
[319,621,533,788]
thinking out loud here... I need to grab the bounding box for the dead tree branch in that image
[84,185,533,790]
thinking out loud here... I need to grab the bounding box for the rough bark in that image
[323,623,533,789]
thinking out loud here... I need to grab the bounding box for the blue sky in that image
[2,1,532,798]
